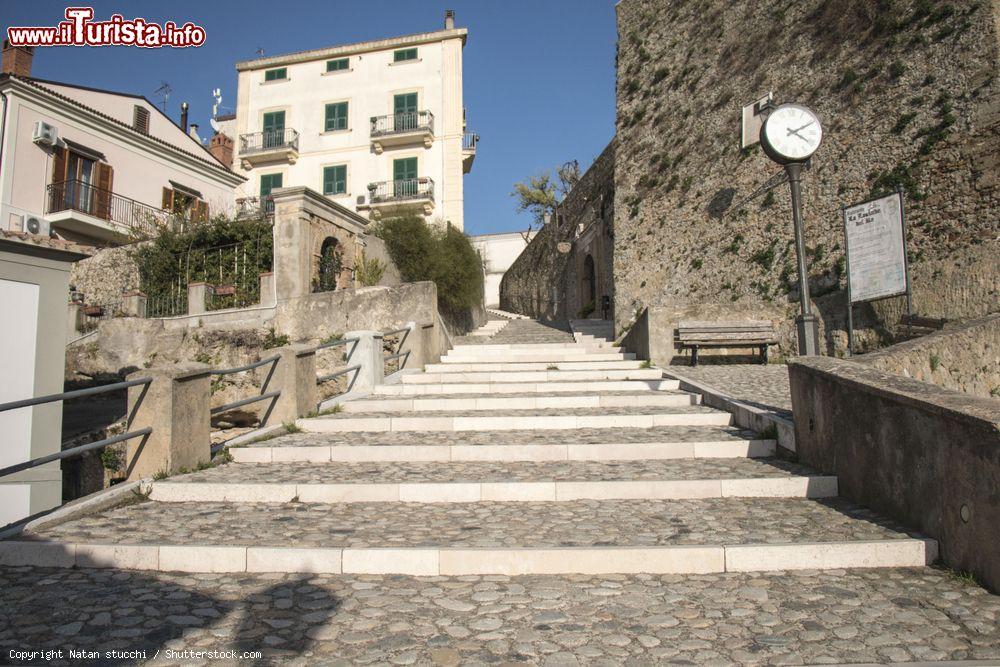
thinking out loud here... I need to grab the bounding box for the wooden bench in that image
[675,320,778,366]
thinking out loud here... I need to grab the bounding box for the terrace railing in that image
[239,128,299,155]
[367,178,434,204]
[46,179,166,239]
[369,110,434,137]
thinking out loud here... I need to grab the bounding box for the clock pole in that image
[785,161,819,356]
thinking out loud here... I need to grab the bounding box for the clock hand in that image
[788,120,815,134]
[788,129,809,142]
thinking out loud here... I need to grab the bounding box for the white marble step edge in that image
[231,439,778,464]
[424,361,644,373]
[0,539,938,575]
[341,392,699,413]
[402,369,665,384]
[148,475,839,503]
[296,411,733,433]
[441,353,635,362]
[373,379,681,396]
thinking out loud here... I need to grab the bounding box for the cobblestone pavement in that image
[668,365,793,417]
[244,425,761,449]
[167,458,815,485]
[2,566,998,666]
[454,319,575,347]
[34,498,916,548]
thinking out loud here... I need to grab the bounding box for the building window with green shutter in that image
[323,165,347,196]
[393,48,418,63]
[264,67,287,81]
[326,58,349,72]
[324,102,349,132]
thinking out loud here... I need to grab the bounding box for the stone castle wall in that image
[500,140,617,323]
[614,0,999,355]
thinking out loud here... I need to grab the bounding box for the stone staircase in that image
[570,318,616,348]
[2,319,937,577]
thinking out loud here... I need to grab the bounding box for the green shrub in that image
[355,254,386,286]
[263,328,290,349]
[371,215,484,315]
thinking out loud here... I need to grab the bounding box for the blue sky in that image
[3,0,617,235]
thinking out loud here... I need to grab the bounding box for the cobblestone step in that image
[231,425,775,463]
[342,391,699,413]
[373,378,680,395]
[297,405,733,433]
[402,368,665,384]
[3,566,996,664]
[4,498,936,574]
[148,459,837,503]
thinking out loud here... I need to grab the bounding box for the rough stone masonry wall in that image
[500,140,617,323]
[614,0,1000,355]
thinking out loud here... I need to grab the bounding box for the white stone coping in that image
[0,539,937,575]
[297,412,733,433]
[665,369,797,453]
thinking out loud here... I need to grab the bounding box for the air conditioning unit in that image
[32,121,58,146]
[25,216,51,237]
[356,195,366,206]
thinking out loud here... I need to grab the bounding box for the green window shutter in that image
[262,111,285,132]
[264,68,287,81]
[324,102,349,132]
[394,93,418,114]
[393,48,417,62]
[393,157,417,181]
[260,173,283,197]
[323,165,347,195]
[326,58,349,72]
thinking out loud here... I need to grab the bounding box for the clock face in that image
[761,104,823,163]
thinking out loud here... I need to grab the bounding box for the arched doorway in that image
[316,237,343,292]
[581,254,596,317]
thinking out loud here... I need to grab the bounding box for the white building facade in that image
[471,230,536,307]
[0,45,243,248]
[231,13,476,229]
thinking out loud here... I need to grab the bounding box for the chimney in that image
[444,10,455,29]
[209,133,234,168]
[180,101,189,132]
[2,40,34,77]
[188,123,200,141]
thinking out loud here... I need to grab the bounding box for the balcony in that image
[361,178,435,218]
[369,111,434,153]
[462,132,479,173]
[239,128,299,168]
[235,195,274,220]
[46,179,167,241]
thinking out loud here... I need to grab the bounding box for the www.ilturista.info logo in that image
[6,7,206,48]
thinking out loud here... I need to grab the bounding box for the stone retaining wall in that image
[789,356,1000,592]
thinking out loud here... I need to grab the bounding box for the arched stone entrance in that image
[315,236,343,292]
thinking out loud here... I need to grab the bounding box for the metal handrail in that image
[0,378,153,480]
[367,178,434,204]
[384,351,410,363]
[463,132,479,151]
[240,128,299,155]
[46,179,167,239]
[209,355,280,422]
[370,110,434,137]
[316,336,359,351]
[317,364,361,385]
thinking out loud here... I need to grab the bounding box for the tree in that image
[511,160,582,237]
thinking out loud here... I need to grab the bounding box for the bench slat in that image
[678,320,773,329]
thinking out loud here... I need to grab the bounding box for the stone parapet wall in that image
[789,356,1000,591]
[614,0,1000,355]
[856,312,1000,398]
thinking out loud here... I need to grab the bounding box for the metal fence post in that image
[343,330,384,392]
[124,363,211,480]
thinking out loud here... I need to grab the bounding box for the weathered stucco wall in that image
[69,244,140,313]
[614,0,1000,354]
[857,312,1000,398]
[789,356,1000,592]
[500,140,616,323]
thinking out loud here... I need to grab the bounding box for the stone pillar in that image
[268,344,318,423]
[343,330,384,392]
[122,291,147,318]
[124,363,211,480]
[259,272,275,306]
[67,302,84,339]
[187,282,209,316]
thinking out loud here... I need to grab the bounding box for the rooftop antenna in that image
[153,81,172,113]
[256,47,265,57]
[210,88,223,133]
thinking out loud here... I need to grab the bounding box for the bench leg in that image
[691,346,699,367]
[760,345,769,365]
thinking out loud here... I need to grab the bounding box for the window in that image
[393,48,417,63]
[262,111,285,147]
[161,186,208,222]
[324,102,349,132]
[264,67,287,81]
[326,58,349,72]
[132,105,150,134]
[393,93,418,131]
[323,165,347,196]
[260,173,283,197]
[393,157,418,197]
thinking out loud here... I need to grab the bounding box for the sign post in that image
[841,186,912,355]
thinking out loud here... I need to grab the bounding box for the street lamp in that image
[759,103,824,355]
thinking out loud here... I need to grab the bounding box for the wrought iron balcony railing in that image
[370,111,434,138]
[235,195,275,220]
[463,132,479,151]
[46,179,166,238]
[367,178,435,204]
[239,128,299,155]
